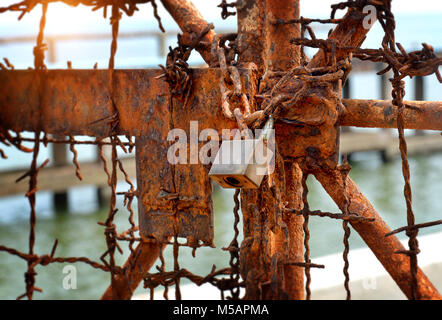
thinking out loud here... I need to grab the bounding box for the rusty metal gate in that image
[0,0,442,300]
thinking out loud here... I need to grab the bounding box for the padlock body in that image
[209,139,273,189]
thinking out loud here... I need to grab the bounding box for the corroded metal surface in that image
[237,0,306,300]
[136,135,214,245]
[274,82,342,167]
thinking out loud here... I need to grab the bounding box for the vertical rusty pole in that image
[263,0,301,71]
[282,161,305,300]
[236,0,266,69]
[237,0,305,299]
[265,0,304,300]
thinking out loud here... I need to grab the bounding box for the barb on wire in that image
[158,23,214,106]
[218,0,236,20]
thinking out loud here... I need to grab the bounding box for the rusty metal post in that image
[265,0,305,300]
[236,0,269,300]
[282,161,305,300]
[237,0,305,300]
[264,0,301,71]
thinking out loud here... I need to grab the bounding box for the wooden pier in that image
[341,131,442,161]
[0,131,440,199]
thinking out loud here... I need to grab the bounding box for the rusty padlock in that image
[209,117,275,189]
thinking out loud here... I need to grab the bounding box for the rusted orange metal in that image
[264,0,301,71]
[275,82,342,167]
[308,8,371,69]
[0,69,233,137]
[0,64,434,299]
[236,0,266,70]
[264,0,304,300]
[282,161,305,300]
[135,134,214,246]
[236,0,306,300]
[340,99,442,130]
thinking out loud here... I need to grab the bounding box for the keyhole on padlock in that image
[224,176,241,187]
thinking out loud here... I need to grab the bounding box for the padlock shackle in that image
[260,116,274,142]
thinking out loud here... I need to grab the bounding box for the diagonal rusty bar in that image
[314,169,441,300]
[307,7,371,69]
[160,0,217,65]
[101,241,165,300]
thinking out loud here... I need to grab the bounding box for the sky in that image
[1,0,442,36]
[196,0,442,19]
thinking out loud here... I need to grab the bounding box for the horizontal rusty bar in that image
[0,69,235,137]
[341,99,442,131]
[1,70,441,133]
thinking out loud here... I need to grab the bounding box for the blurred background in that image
[0,0,441,299]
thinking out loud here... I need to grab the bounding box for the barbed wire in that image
[0,0,164,31]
